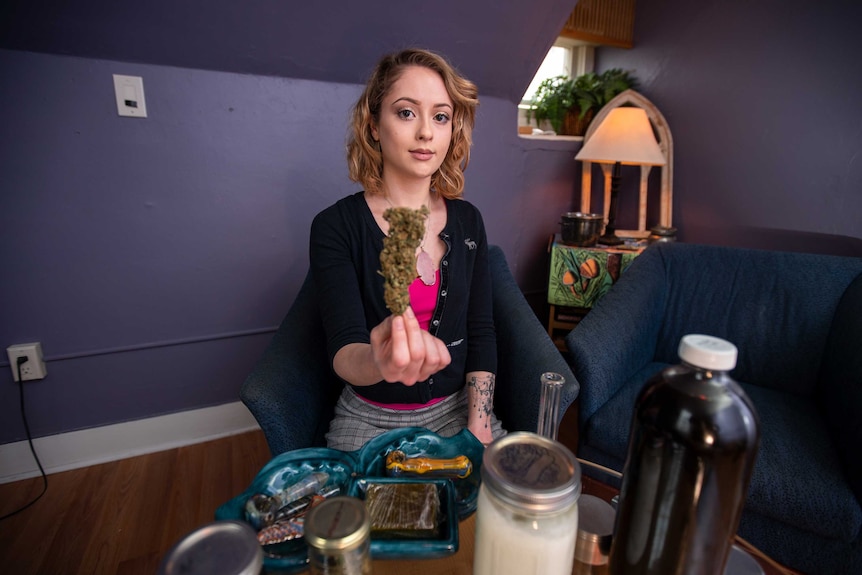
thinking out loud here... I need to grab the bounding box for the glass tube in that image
[537,372,565,440]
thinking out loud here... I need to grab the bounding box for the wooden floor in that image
[0,430,272,575]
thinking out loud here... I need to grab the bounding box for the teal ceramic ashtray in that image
[215,427,483,574]
[356,427,484,519]
[350,477,459,559]
[215,448,356,573]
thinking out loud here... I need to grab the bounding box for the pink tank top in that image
[408,269,440,330]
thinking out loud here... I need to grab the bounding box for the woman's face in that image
[371,65,453,189]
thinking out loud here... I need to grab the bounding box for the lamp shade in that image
[575,107,666,166]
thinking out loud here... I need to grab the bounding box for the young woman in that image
[309,48,505,451]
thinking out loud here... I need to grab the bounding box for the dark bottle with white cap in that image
[609,334,760,575]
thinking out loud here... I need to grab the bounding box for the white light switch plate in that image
[113,74,147,118]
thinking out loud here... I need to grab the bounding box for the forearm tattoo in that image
[467,373,496,429]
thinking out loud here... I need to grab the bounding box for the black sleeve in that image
[464,205,497,375]
[309,204,372,368]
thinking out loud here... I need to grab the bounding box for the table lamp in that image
[575,107,666,246]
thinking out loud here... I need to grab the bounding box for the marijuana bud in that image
[379,206,428,315]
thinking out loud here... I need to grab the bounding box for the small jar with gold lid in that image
[304,496,372,575]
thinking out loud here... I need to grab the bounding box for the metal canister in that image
[473,432,582,575]
[304,496,372,575]
[158,520,262,575]
[573,494,616,574]
[647,225,677,244]
[560,212,604,246]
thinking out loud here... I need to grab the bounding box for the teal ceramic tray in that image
[215,427,483,574]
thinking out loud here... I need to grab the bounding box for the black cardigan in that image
[309,191,497,404]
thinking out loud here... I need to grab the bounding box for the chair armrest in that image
[240,274,339,455]
[564,246,668,427]
[489,245,578,433]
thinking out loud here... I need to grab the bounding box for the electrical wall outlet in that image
[113,74,147,118]
[7,342,48,382]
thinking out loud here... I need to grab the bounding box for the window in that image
[518,39,595,129]
[521,45,574,104]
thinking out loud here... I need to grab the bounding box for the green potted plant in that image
[525,75,576,134]
[570,68,638,133]
[563,72,604,135]
[527,69,638,136]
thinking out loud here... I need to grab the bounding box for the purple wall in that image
[0,0,581,444]
[0,0,573,105]
[0,50,579,443]
[3,0,861,444]
[0,53,351,441]
[593,0,862,253]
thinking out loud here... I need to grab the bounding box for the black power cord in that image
[0,356,49,521]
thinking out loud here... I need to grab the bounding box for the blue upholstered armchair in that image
[241,245,578,456]
[565,242,862,575]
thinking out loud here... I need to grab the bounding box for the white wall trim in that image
[0,401,261,484]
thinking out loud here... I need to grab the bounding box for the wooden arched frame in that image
[579,90,673,238]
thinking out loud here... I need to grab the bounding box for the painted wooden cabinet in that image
[547,238,644,350]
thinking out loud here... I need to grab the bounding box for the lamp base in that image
[598,162,624,247]
[598,233,624,246]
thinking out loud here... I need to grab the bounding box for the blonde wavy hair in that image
[347,48,479,200]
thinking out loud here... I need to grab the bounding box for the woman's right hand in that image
[370,307,451,386]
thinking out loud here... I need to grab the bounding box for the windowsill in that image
[518,134,583,142]
[515,132,584,152]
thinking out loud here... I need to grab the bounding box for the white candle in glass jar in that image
[474,483,578,575]
[473,432,581,575]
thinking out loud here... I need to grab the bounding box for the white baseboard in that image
[0,401,261,484]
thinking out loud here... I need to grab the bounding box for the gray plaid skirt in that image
[325,385,506,451]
